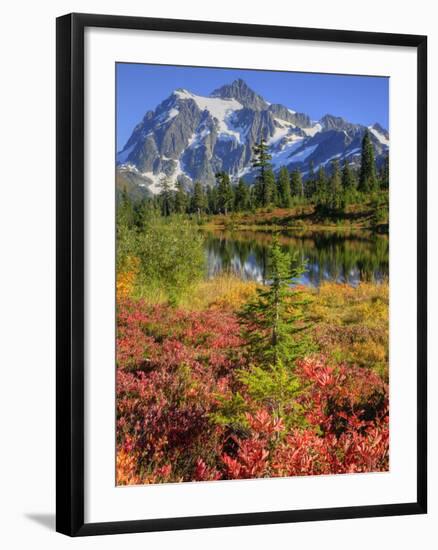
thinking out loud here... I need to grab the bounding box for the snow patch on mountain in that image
[227,116,251,143]
[320,153,343,167]
[345,147,361,157]
[268,118,296,144]
[172,159,188,182]
[236,165,253,179]
[156,107,179,126]
[303,123,322,137]
[173,89,193,100]
[290,144,319,163]
[142,171,165,194]
[120,158,191,194]
[175,89,244,141]
[368,125,390,147]
[187,127,211,149]
[271,137,306,168]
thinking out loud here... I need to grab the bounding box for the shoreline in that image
[200,204,389,235]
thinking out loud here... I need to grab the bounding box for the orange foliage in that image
[116,256,140,300]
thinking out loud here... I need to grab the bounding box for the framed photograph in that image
[56,13,427,536]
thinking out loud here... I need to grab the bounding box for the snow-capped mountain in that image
[117,78,389,195]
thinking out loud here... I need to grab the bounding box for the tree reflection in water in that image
[204,230,389,286]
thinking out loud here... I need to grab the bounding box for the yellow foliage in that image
[308,282,389,378]
[116,256,140,299]
[183,274,259,311]
[310,282,388,326]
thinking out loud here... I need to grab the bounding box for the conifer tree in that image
[342,159,355,192]
[234,178,250,211]
[264,168,277,206]
[132,198,147,228]
[277,166,292,208]
[117,188,135,227]
[133,196,160,228]
[191,181,207,217]
[358,130,378,193]
[159,176,174,217]
[305,161,316,199]
[174,180,188,214]
[290,169,303,199]
[328,159,344,213]
[252,137,273,207]
[315,165,328,212]
[239,238,312,367]
[216,171,234,215]
[379,154,389,190]
[207,185,218,214]
[237,358,304,428]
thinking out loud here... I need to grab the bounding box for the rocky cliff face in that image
[117,79,389,195]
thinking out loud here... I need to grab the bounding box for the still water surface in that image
[204,230,389,286]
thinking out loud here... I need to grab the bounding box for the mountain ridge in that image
[117,79,389,195]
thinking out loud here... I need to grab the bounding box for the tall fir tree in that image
[328,159,344,213]
[159,176,174,217]
[265,168,277,206]
[315,165,328,210]
[305,161,316,199]
[174,180,188,214]
[252,137,273,207]
[132,197,150,228]
[216,171,234,215]
[341,158,356,192]
[191,181,207,217]
[379,154,389,190]
[277,166,292,208]
[358,130,378,193]
[207,185,218,214]
[290,169,303,199]
[234,178,250,211]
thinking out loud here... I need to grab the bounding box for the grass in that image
[180,274,259,311]
[118,268,259,310]
[308,281,389,379]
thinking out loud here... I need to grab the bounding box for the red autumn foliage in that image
[116,298,388,485]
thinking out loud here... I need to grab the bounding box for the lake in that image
[204,230,389,286]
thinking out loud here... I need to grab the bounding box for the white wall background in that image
[0,1,435,548]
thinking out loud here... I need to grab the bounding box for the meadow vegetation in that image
[115,129,389,484]
[116,214,389,485]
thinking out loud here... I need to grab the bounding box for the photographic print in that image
[115,63,390,486]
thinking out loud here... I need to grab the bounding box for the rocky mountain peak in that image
[210,79,268,110]
[321,114,348,130]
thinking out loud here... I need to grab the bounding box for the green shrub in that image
[117,214,205,305]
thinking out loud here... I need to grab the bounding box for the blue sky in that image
[116,63,389,151]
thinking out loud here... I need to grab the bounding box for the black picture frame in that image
[56,12,427,537]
